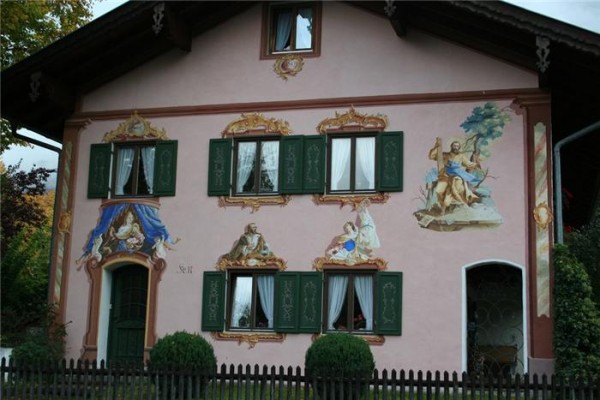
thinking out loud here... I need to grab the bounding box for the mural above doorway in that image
[76,203,179,271]
[414,102,510,232]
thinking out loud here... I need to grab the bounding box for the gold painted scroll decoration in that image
[222,112,292,137]
[317,106,388,134]
[218,195,291,214]
[533,202,553,231]
[313,193,390,209]
[103,111,169,142]
[273,54,304,81]
[313,257,388,272]
[211,332,286,349]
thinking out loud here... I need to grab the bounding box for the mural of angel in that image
[325,199,380,265]
[414,102,509,231]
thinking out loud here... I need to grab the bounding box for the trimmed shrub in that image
[553,244,600,378]
[148,331,217,398]
[10,304,66,366]
[305,333,375,399]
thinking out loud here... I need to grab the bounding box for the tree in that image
[1,162,56,346]
[0,162,52,254]
[1,0,95,153]
[567,211,600,309]
[553,244,600,378]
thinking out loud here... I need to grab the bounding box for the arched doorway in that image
[107,264,148,365]
[465,262,526,376]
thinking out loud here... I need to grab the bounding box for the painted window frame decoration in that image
[208,113,293,212]
[87,112,178,199]
[314,106,403,208]
[260,2,322,59]
[413,102,510,231]
[207,109,404,211]
[204,222,289,347]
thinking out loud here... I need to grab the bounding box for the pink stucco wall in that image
[65,2,535,373]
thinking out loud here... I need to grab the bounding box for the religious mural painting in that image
[414,102,511,231]
[217,223,285,269]
[77,204,179,270]
[313,199,386,270]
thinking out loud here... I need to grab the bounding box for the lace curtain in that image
[115,148,134,195]
[356,137,375,190]
[327,275,349,329]
[236,142,257,193]
[330,138,351,191]
[141,147,155,194]
[260,141,279,192]
[354,275,374,330]
[257,275,274,328]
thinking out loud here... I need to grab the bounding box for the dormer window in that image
[261,2,321,59]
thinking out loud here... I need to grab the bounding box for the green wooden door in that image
[108,265,148,365]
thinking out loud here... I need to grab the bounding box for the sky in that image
[2,0,600,185]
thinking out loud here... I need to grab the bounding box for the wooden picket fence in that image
[1,358,598,399]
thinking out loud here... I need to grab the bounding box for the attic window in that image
[261,2,321,59]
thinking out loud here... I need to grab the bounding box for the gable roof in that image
[2,0,599,226]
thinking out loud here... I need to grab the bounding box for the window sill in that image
[312,193,389,210]
[210,331,286,349]
[218,195,291,213]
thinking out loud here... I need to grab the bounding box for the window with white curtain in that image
[228,273,274,331]
[264,2,320,56]
[234,139,279,195]
[325,272,374,333]
[114,143,156,196]
[328,135,376,193]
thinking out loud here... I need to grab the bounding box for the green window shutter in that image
[87,143,112,198]
[201,271,226,332]
[208,138,232,196]
[275,272,322,333]
[375,272,403,335]
[153,140,178,196]
[279,136,304,194]
[376,131,404,192]
[302,135,326,194]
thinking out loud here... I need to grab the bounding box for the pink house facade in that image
[3,1,599,377]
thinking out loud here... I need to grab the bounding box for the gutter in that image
[13,128,62,154]
[553,120,600,244]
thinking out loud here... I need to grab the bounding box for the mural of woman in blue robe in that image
[77,203,178,269]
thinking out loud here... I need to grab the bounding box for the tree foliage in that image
[1,163,55,346]
[1,0,94,153]
[0,162,52,254]
[553,244,600,378]
[567,211,600,309]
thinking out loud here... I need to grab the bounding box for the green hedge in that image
[553,244,600,378]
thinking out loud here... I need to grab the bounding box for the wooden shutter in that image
[153,140,178,196]
[375,272,403,335]
[87,143,111,198]
[376,131,404,192]
[275,272,322,333]
[279,136,304,194]
[208,138,232,196]
[201,271,226,332]
[302,135,326,194]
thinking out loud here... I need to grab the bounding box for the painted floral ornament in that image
[273,54,304,80]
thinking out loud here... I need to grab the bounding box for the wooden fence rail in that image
[1,358,598,400]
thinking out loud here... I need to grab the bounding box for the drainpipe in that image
[553,120,600,244]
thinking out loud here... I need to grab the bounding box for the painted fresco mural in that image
[217,223,285,269]
[414,102,511,231]
[312,199,386,269]
[77,204,179,270]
